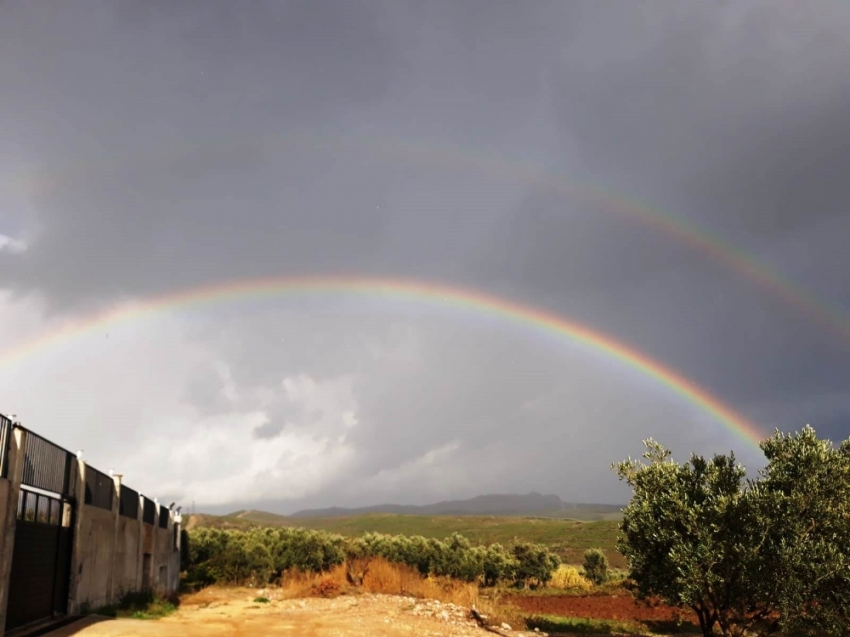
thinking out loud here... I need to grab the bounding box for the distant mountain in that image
[288,492,623,519]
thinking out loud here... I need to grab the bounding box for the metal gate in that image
[5,429,78,632]
[6,489,74,630]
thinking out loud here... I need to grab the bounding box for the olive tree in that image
[613,427,850,637]
[746,426,850,636]
[582,548,609,585]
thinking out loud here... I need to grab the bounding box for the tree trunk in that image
[693,605,715,637]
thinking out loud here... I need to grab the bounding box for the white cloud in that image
[0,234,27,254]
[0,292,361,506]
[121,411,357,506]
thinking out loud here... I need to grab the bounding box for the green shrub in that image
[511,541,561,589]
[582,548,609,585]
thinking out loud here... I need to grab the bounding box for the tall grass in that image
[549,564,593,590]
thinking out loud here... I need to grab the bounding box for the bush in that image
[549,564,593,590]
[93,591,177,620]
[185,526,560,589]
[582,549,609,585]
[511,541,561,589]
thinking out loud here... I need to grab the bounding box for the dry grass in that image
[549,564,593,590]
[276,558,529,628]
[278,559,520,612]
[279,564,348,599]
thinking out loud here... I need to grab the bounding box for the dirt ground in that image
[507,594,693,623]
[45,588,544,637]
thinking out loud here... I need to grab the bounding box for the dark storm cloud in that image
[252,421,285,440]
[2,0,849,509]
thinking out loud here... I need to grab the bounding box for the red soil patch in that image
[507,594,695,623]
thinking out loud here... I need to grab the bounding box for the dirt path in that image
[506,594,692,623]
[45,589,543,637]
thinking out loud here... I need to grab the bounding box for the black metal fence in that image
[2,412,177,526]
[0,413,11,479]
[21,429,78,498]
[142,496,156,525]
[16,488,64,526]
[120,484,139,519]
[84,465,114,511]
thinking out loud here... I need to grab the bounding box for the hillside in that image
[288,492,624,519]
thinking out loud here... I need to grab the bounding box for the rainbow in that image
[0,275,766,453]
[10,132,850,345]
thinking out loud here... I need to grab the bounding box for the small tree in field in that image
[613,427,850,637]
[614,440,752,637]
[746,427,850,636]
[582,548,608,585]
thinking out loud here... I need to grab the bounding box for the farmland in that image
[187,511,625,568]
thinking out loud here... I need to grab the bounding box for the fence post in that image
[67,459,86,614]
[0,427,27,637]
[151,499,159,594]
[170,510,182,595]
[136,494,144,592]
[108,475,121,606]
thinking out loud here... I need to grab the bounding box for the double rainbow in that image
[0,275,765,454]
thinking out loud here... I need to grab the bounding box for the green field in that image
[189,511,625,568]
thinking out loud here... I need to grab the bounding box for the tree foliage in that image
[185,525,559,589]
[613,426,850,637]
[582,548,609,585]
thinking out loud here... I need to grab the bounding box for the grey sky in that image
[1,0,848,512]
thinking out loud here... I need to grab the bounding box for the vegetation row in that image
[184,526,562,589]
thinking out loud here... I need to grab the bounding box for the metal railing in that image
[17,487,64,526]
[21,429,78,497]
[120,484,140,519]
[0,413,11,479]
[84,465,114,510]
[1,411,179,521]
[142,496,156,525]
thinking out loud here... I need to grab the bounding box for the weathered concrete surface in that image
[0,478,9,546]
[153,525,174,596]
[112,514,141,598]
[0,477,11,637]
[0,428,25,637]
[74,504,116,610]
[2,453,182,632]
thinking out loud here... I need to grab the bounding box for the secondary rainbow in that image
[0,275,765,453]
[11,132,849,344]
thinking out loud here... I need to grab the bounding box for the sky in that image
[1,0,848,513]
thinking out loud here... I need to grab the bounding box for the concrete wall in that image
[67,464,181,614]
[153,524,174,596]
[0,479,9,546]
[0,431,182,634]
[73,504,116,610]
[112,513,142,598]
[0,428,24,635]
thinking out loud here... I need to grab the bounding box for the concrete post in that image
[108,475,121,605]
[67,460,86,614]
[0,427,26,637]
[135,494,144,591]
[151,498,159,594]
[171,511,183,594]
